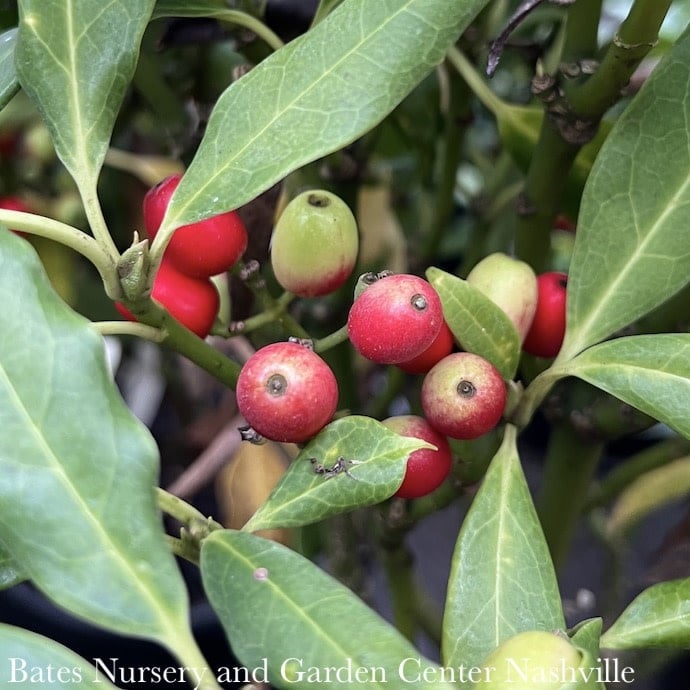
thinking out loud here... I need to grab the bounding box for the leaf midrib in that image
[565,164,690,359]
[210,536,412,688]
[0,361,177,636]
[166,0,419,227]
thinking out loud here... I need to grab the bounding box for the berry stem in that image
[313,324,349,353]
[118,295,243,388]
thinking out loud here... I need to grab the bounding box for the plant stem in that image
[92,320,166,342]
[156,488,218,528]
[380,540,417,641]
[151,7,284,51]
[585,436,690,510]
[420,57,473,261]
[536,421,604,571]
[0,210,119,297]
[313,324,349,353]
[80,179,121,267]
[564,0,673,117]
[514,120,580,269]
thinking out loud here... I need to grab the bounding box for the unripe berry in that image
[236,341,339,443]
[116,262,219,339]
[466,252,537,342]
[474,630,582,689]
[270,190,358,297]
[143,174,248,278]
[522,272,568,358]
[421,352,506,440]
[347,273,443,364]
[382,415,452,499]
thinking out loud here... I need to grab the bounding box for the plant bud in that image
[270,190,358,297]
[466,252,537,342]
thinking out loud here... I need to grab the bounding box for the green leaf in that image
[606,455,690,536]
[563,334,690,439]
[201,530,457,690]
[0,546,24,589]
[426,266,520,380]
[0,28,18,109]
[0,624,121,689]
[0,230,188,646]
[560,30,690,359]
[243,416,428,533]
[15,0,155,188]
[601,578,690,649]
[442,425,564,669]
[161,0,492,229]
[569,619,606,690]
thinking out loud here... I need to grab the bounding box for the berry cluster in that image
[117,174,248,338]
[143,184,569,502]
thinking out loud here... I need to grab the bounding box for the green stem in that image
[161,309,244,388]
[92,320,166,342]
[564,0,673,117]
[0,210,120,297]
[536,422,604,571]
[509,365,565,430]
[80,180,121,267]
[235,291,296,333]
[380,541,417,641]
[445,45,504,114]
[420,57,473,261]
[561,0,603,63]
[313,324,349,353]
[514,120,580,269]
[152,7,284,51]
[585,436,690,511]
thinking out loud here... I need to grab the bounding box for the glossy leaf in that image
[561,30,690,359]
[426,266,520,380]
[0,547,23,589]
[0,624,120,689]
[242,416,429,533]
[202,530,457,690]
[601,578,690,649]
[161,0,492,229]
[563,334,690,439]
[15,0,155,188]
[442,425,564,668]
[0,28,18,109]
[607,455,690,535]
[0,230,188,644]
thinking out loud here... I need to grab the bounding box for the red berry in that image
[347,274,443,364]
[421,352,506,440]
[397,321,454,375]
[382,415,452,499]
[236,342,339,443]
[522,271,568,358]
[116,262,219,338]
[143,174,248,278]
